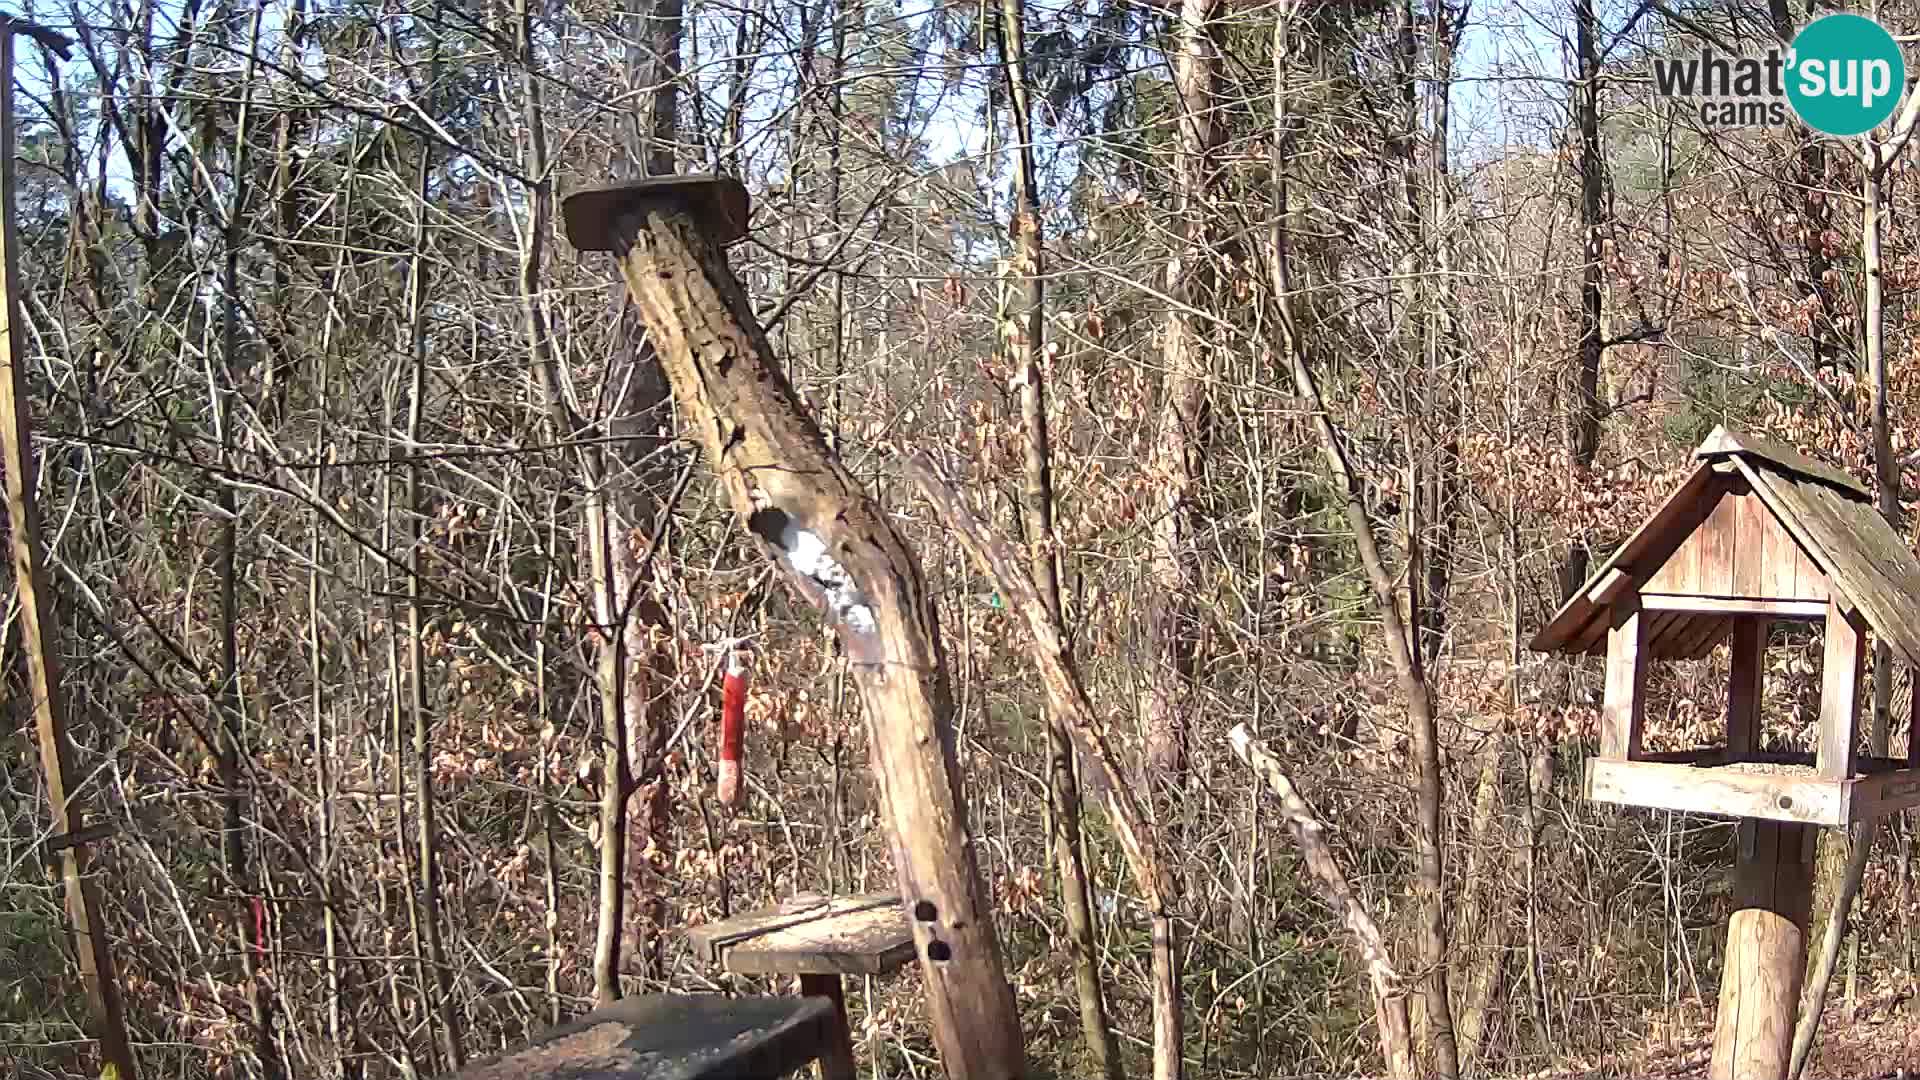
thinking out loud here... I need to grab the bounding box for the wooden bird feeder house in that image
[1533,425,1920,1080]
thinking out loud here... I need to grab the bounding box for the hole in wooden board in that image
[913,900,937,923]
[926,940,952,963]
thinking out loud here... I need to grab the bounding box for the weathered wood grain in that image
[595,194,1026,1079]
[687,894,915,977]
[1728,619,1765,756]
[1696,425,1871,497]
[1601,603,1647,760]
[1818,601,1864,781]
[1584,759,1845,825]
[1638,596,1825,618]
[1731,490,1769,597]
[1845,769,1920,823]
[1709,821,1813,1080]
[1743,460,1920,668]
[447,995,832,1080]
[1530,462,1718,654]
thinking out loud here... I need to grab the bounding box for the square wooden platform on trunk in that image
[684,892,915,1080]
[1584,751,1920,826]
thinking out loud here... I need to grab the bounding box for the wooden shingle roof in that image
[1531,425,1920,668]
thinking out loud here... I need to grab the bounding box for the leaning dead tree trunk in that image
[909,457,1182,1080]
[1227,724,1415,1079]
[991,1,1121,1075]
[567,177,1027,1080]
[0,23,139,1080]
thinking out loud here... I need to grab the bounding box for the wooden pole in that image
[571,178,1027,1080]
[0,22,139,1080]
[1710,820,1814,1080]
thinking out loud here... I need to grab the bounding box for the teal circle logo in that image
[1787,14,1906,136]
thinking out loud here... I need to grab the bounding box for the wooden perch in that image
[1227,724,1414,1080]
[568,176,1025,1080]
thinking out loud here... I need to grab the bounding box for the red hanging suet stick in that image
[251,896,268,967]
[717,647,751,808]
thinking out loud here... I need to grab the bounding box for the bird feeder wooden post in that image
[562,176,1026,1080]
[1533,426,1920,1080]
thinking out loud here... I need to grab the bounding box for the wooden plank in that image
[1819,601,1865,781]
[1691,618,1737,660]
[1695,423,1873,498]
[1644,611,1685,655]
[798,975,857,1080]
[1788,530,1831,601]
[1530,463,1719,653]
[1644,511,1706,596]
[1710,820,1814,1080]
[685,893,902,970]
[1584,759,1845,825]
[714,905,916,977]
[1568,609,1611,655]
[1586,567,1632,607]
[1845,768,1920,824]
[1728,619,1766,756]
[449,994,833,1080]
[1676,614,1730,660]
[1746,462,1920,668]
[1601,603,1648,760]
[1731,490,1769,597]
[1695,490,1739,596]
[1911,672,1920,770]
[1639,596,1827,618]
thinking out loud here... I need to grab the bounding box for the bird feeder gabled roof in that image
[1530,425,1920,668]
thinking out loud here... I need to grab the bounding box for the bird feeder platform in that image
[1533,425,1920,826]
[685,893,914,1080]
[447,993,838,1080]
[1534,425,1920,1080]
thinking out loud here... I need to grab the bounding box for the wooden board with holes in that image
[685,892,916,976]
[449,994,834,1080]
[1586,758,1920,827]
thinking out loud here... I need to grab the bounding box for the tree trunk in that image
[1791,823,1874,1080]
[1268,12,1457,1074]
[600,195,1028,1080]
[910,458,1182,1080]
[0,28,139,1079]
[401,45,462,1069]
[1452,748,1510,1067]
[1229,726,1415,1079]
[993,1,1123,1076]
[1144,0,1222,801]
[611,0,684,983]
[1767,0,1841,373]
[1565,0,1605,602]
